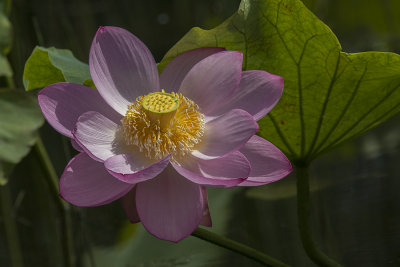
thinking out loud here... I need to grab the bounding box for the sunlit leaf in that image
[0,89,44,163]
[159,0,400,162]
[23,46,90,91]
[321,0,400,37]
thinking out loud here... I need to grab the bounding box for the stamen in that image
[121,90,204,161]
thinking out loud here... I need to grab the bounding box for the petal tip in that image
[98,26,106,32]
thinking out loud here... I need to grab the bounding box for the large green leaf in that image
[159,0,400,162]
[0,89,44,163]
[23,46,90,91]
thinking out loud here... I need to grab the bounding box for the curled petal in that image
[192,109,259,159]
[73,111,123,162]
[208,70,284,121]
[179,51,242,115]
[160,47,225,92]
[136,165,203,242]
[105,153,170,184]
[172,151,250,188]
[60,153,133,207]
[90,26,159,115]
[239,135,292,186]
[38,82,120,137]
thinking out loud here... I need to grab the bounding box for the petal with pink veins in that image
[192,109,259,159]
[160,47,225,93]
[239,135,292,186]
[172,151,250,188]
[90,26,159,115]
[121,187,140,223]
[208,70,284,121]
[73,111,125,162]
[105,153,170,184]
[179,51,242,115]
[136,165,204,242]
[59,153,133,207]
[38,82,121,137]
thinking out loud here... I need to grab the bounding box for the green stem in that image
[0,184,24,267]
[296,162,342,267]
[34,137,75,267]
[191,227,290,267]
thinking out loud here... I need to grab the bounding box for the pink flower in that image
[38,26,292,242]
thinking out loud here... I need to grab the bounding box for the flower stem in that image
[0,184,24,267]
[296,162,342,267]
[34,136,76,267]
[191,227,290,267]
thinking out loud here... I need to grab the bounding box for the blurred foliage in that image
[0,6,12,77]
[0,89,43,164]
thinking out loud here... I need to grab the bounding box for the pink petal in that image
[38,82,121,137]
[136,165,203,242]
[73,111,122,162]
[199,187,212,227]
[178,51,242,115]
[89,26,159,115]
[172,151,250,188]
[208,70,284,121]
[239,135,292,186]
[71,139,83,152]
[59,153,133,207]
[104,153,170,184]
[160,47,225,93]
[192,109,259,159]
[121,187,140,223]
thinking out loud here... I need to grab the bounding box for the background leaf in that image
[0,55,12,77]
[0,9,12,55]
[159,0,400,161]
[0,9,12,77]
[0,89,44,163]
[23,46,90,91]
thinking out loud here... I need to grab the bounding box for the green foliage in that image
[23,46,90,91]
[322,0,400,36]
[0,89,44,164]
[0,9,12,77]
[159,0,400,162]
[83,78,96,89]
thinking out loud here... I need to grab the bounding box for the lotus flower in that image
[38,26,292,242]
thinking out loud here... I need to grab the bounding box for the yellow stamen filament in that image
[121,90,204,161]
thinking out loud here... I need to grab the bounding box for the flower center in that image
[141,91,179,129]
[121,90,205,161]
